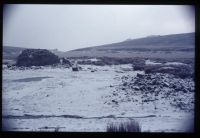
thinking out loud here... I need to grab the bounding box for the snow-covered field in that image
[2,64,194,132]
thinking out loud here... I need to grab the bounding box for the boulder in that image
[151,79,157,85]
[137,73,144,78]
[111,100,118,104]
[123,82,128,86]
[72,67,78,71]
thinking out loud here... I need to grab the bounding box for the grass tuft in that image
[107,120,141,132]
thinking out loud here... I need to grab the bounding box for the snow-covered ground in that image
[2,64,194,132]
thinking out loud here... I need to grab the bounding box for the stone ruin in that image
[16,49,60,67]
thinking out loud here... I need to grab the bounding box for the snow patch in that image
[88,58,99,62]
[145,59,162,65]
[164,62,187,66]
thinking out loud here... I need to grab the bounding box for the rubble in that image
[108,73,194,111]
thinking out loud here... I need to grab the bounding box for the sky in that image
[3,4,195,52]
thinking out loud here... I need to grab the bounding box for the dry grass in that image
[107,120,141,132]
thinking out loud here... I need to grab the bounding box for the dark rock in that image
[123,82,128,86]
[146,75,151,80]
[151,79,157,85]
[121,76,128,80]
[113,93,117,96]
[134,80,139,85]
[143,99,148,103]
[111,100,118,104]
[137,73,144,78]
[72,67,78,71]
[140,86,146,91]
[175,86,182,91]
[7,65,12,68]
[172,84,176,89]
[146,86,152,91]
[122,88,126,90]
[127,99,131,102]
[19,66,25,70]
[183,88,188,93]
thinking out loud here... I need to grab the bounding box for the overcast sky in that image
[3,4,195,52]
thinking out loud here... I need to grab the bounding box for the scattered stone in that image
[163,82,169,87]
[151,79,157,85]
[123,82,128,86]
[111,100,118,104]
[137,73,144,78]
[113,93,117,96]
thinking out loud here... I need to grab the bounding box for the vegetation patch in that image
[107,120,141,132]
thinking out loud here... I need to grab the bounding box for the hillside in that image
[72,32,194,51]
[3,46,27,60]
[64,32,194,58]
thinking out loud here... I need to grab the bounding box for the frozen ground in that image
[2,64,194,132]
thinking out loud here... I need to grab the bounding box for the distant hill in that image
[64,32,194,58]
[3,46,27,60]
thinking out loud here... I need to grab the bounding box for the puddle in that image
[13,77,53,82]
